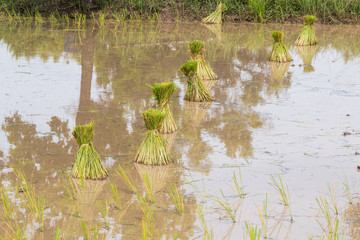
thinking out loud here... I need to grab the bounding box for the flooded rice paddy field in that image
[0,21,360,239]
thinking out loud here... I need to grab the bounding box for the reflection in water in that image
[267,61,291,96]
[297,45,318,72]
[0,22,360,239]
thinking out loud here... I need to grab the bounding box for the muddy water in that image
[0,22,360,239]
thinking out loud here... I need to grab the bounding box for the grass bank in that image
[0,0,359,24]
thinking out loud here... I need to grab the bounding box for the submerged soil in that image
[0,22,360,239]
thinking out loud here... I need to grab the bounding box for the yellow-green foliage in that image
[180,60,214,102]
[188,41,218,80]
[202,2,227,24]
[269,31,292,63]
[295,15,318,46]
[72,122,108,180]
[134,109,171,165]
[149,82,178,134]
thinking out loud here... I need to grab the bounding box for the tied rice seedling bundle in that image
[149,82,177,134]
[295,15,318,46]
[189,40,218,80]
[180,60,214,102]
[134,109,171,165]
[202,2,227,24]
[269,31,292,63]
[72,122,108,180]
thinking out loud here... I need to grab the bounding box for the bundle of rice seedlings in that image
[269,31,292,63]
[188,40,218,80]
[134,109,171,165]
[72,122,108,180]
[295,15,318,46]
[180,60,214,102]
[296,45,318,72]
[149,82,177,134]
[202,2,227,24]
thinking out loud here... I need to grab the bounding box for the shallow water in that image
[0,21,360,239]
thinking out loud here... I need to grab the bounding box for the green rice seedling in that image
[98,11,106,28]
[1,188,12,220]
[269,31,292,63]
[72,12,86,28]
[72,122,108,180]
[316,196,341,239]
[13,167,46,232]
[295,15,318,46]
[97,200,110,230]
[202,2,227,24]
[142,173,155,203]
[188,40,218,80]
[257,194,268,238]
[180,60,214,102]
[34,12,43,25]
[62,14,70,26]
[134,109,171,165]
[168,184,184,215]
[327,183,338,215]
[110,183,122,210]
[49,13,58,26]
[196,204,213,240]
[80,221,90,240]
[341,171,352,204]
[60,171,80,217]
[244,221,261,240]
[212,190,237,222]
[269,173,293,221]
[148,82,177,134]
[55,226,61,240]
[231,169,246,198]
[117,165,138,194]
[248,0,266,23]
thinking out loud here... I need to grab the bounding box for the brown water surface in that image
[0,22,360,239]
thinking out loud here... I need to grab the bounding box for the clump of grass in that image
[212,190,237,222]
[97,200,110,230]
[269,31,292,63]
[134,109,171,165]
[269,173,293,221]
[231,169,246,198]
[341,171,352,204]
[60,171,80,217]
[71,122,108,180]
[1,188,12,220]
[327,183,338,215]
[13,167,46,232]
[80,221,100,240]
[168,184,184,215]
[188,40,218,80]
[257,194,268,238]
[202,2,227,24]
[142,173,155,203]
[316,196,341,239]
[110,183,122,210]
[148,82,177,134]
[180,60,214,102]
[244,221,261,240]
[196,204,213,239]
[295,15,318,46]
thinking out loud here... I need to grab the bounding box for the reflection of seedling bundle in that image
[295,15,318,46]
[72,122,108,180]
[180,60,214,102]
[189,40,218,80]
[134,109,171,165]
[296,45,318,72]
[149,82,177,134]
[73,179,107,220]
[135,163,170,193]
[269,31,292,63]
[268,62,291,95]
[202,2,227,24]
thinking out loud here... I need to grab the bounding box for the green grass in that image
[1,0,359,23]
[269,173,293,221]
[168,184,184,215]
